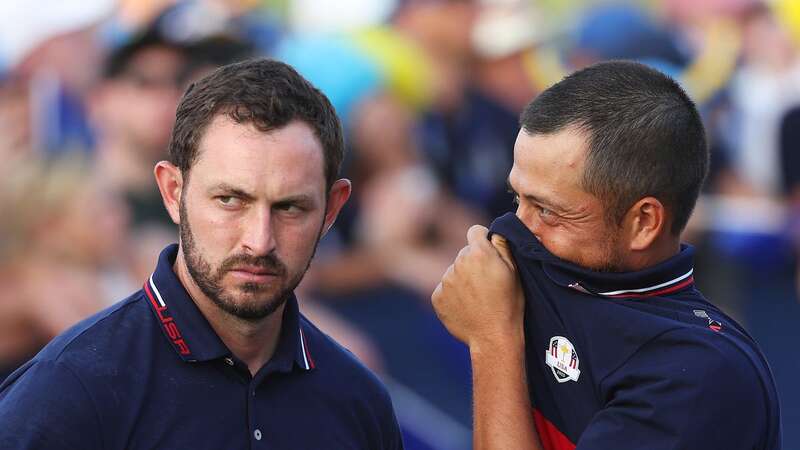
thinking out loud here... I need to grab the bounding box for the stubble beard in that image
[178,198,321,322]
[592,225,626,273]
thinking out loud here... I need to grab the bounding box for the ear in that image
[154,161,184,225]
[622,196,668,251]
[321,178,352,237]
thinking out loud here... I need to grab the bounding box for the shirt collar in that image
[489,213,696,299]
[261,290,316,375]
[145,244,315,372]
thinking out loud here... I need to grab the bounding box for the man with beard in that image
[0,59,404,450]
[431,61,781,450]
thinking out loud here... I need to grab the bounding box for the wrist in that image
[469,326,525,360]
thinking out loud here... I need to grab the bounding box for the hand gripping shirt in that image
[490,213,782,450]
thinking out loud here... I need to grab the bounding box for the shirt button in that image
[224,357,234,366]
[254,429,262,441]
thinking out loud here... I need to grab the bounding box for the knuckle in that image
[442,265,455,282]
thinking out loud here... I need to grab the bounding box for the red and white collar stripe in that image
[598,269,694,298]
[150,270,314,370]
[148,274,167,307]
[298,327,315,370]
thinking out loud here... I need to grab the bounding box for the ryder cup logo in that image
[545,336,581,383]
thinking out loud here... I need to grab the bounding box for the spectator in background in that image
[274,9,482,439]
[779,106,800,296]
[7,20,104,156]
[394,0,522,219]
[89,20,253,228]
[0,77,33,158]
[780,106,800,203]
[303,90,478,434]
[0,155,129,381]
[88,26,190,227]
[726,2,800,197]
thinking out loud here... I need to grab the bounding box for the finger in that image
[431,282,443,304]
[466,224,491,249]
[442,263,455,282]
[431,283,447,321]
[490,234,517,271]
[455,245,470,261]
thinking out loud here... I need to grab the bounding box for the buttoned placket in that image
[248,376,264,447]
[148,247,314,449]
[218,355,267,449]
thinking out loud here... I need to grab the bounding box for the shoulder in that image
[299,314,393,404]
[607,326,767,392]
[586,325,781,449]
[0,349,105,449]
[299,315,403,448]
[602,327,774,438]
[5,290,152,388]
[0,290,161,449]
[629,326,766,379]
[581,326,778,449]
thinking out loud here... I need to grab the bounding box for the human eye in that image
[507,187,520,205]
[216,196,242,209]
[277,203,299,212]
[538,206,559,225]
[274,202,306,216]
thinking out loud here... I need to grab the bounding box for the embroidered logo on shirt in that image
[545,336,581,383]
[693,309,723,332]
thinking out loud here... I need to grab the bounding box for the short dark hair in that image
[520,60,708,235]
[169,58,344,189]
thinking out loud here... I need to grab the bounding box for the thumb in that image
[490,234,517,271]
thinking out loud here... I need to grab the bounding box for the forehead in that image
[509,126,588,190]
[190,115,326,195]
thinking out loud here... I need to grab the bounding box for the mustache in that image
[219,253,287,276]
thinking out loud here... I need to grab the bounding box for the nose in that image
[240,206,277,257]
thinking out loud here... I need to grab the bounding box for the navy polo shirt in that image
[0,244,403,450]
[490,213,782,450]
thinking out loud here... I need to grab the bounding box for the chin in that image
[217,292,288,321]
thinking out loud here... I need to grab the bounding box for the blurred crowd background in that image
[1,0,799,448]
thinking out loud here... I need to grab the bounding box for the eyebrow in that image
[209,183,256,201]
[210,183,316,205]
[506,177,567,214]
[273,194,315,206]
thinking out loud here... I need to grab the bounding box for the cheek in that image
[185,201,238,259]
[539,231,577,260]
[274,217,324,263]
[537,224,606,267]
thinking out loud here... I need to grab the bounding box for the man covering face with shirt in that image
[432,61,781,450]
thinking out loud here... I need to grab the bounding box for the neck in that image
[173,247,284,376]
[626,236,682,272]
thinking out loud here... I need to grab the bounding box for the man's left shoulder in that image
[298,315,404,449]
[298,315,391,401]
[614,326,780,426]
